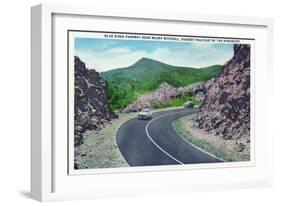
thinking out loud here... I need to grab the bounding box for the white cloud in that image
[76,48,147,72]
[75,44,233,72]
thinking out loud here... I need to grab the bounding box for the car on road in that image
[184,101,194,109]
[138,108,152,120]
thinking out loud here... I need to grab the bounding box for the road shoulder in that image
[172,114,250,162]
[74,113,138,169]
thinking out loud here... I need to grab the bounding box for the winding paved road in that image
[116,108,223,166]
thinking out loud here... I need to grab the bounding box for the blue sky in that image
[75,38,234,72]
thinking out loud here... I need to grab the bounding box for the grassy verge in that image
[172,116,240,162]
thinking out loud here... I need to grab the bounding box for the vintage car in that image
[184,101,194,109]
[138,108,152,120]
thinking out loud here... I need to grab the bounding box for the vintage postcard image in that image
[68,31,254,174]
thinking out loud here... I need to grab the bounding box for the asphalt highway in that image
[116,108,222,166]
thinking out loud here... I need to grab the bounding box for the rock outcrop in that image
[74,56,117,146]
[124,82,205,113]
[194,44,250,139]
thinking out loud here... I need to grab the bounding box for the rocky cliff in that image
[74,56,117,146]
[194,44,250,139]
[124,82,205,112]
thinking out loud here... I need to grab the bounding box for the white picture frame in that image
[31,3,274,202]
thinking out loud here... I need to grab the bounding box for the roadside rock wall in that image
[194,44,250,139]
[74,56,117,146]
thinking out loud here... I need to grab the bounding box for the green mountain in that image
[100,57,222,110]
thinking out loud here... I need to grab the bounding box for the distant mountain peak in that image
[138,57,153,62]
[132,57,163,67]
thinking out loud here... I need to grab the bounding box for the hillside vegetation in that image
[100,57,221,110]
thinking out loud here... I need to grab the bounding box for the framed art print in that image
[68,30,254,175]
[31,3,274,201]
